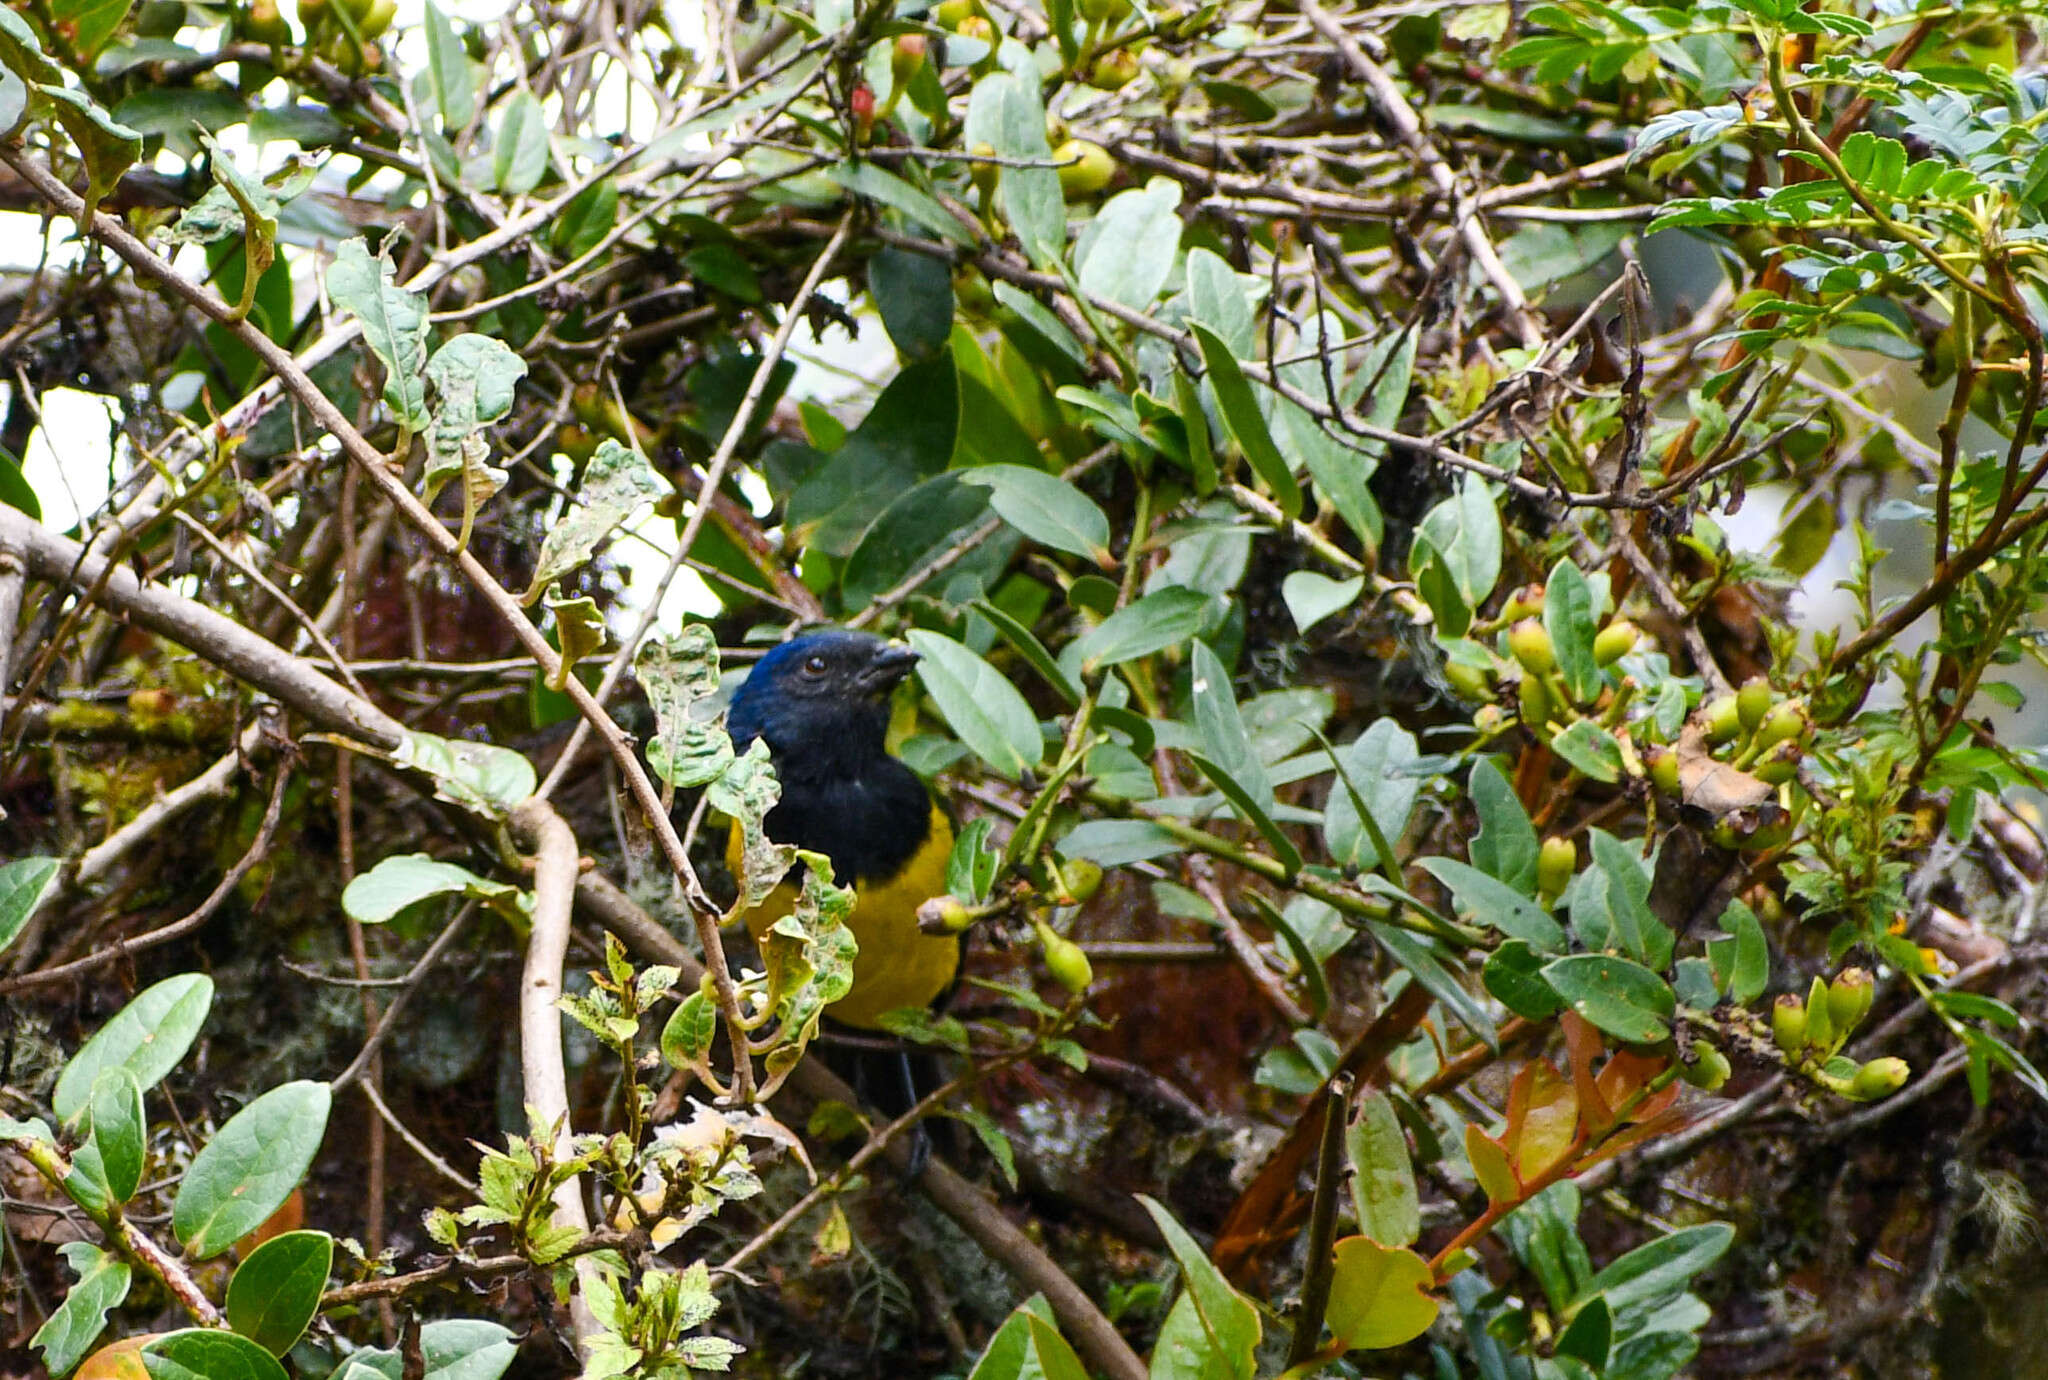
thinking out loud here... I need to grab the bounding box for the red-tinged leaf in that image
[1465,1122,1520,1206]
[1560,1012,1613,1133]
[1595,1049,1673,1118]
[1505,1061,1580,1183]
[1576,1105,1693,1169]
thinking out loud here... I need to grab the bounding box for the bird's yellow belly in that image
[727,806,959,1030]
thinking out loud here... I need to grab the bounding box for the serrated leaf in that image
[638,623,733,789]
[328,238,431,433]
[32,1242,129,1378]
[525,438,666,597]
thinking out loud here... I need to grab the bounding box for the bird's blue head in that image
[725,631,920,778]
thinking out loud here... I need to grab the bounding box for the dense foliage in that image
[3,0,2048,1375]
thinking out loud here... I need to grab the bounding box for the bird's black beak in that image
[856,644,920,696]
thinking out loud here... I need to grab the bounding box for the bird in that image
[722,629,960,1037]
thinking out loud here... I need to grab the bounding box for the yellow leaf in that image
[1506,1060,1579,1182]
[1465,1122,1520,1207]
[1324,1236,1440,1351]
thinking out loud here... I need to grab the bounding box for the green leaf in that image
[85,1068,144,1203]
[1348,1089,1420,1248]
[826,161,977,248]
[1588,829,1667,968]
[1408,474,1500,636]
[550,178,617,260]
[964,73,1061,266]
[1189,640,1270,808]
[0,443,39,519]
[1138,1195,1260,1380]
[49,0,133,65]
[493,90,550,195]
[392,731,538,813]
[0,7,61,84]
[1190,753,1302,875]
[841,472,995,607]
[1544,559,1602,704]
[1056,818,1182,866]
[330,1321,518,1380]
[171,1081,332,1258]
[424,1,477,129]
[1184,247,1258,356]
[1556,1294,1612,1369]
[340,853,523,925]
[969,1298,1088,1380]
[637,623,732,790]
[53,973,213,1122]
[1323,1235,1440,1351]
[32,1242,129,1377]
[1322,719,1420,873]
[785,350,958,555]
[660,988,717,1067]
[1540,955,1675,1043]
[1191,322,1299,520]
[1467,758,1538,892]
[1484,939,1565,1019]
[1417,857,1567,953]
[1550,719,1623,784]
[1372,922,1496,1048]
[973,597,1081,705]
[1072,587,1218,670]
[226,1230,332,1355]
[868,245,954,361]
[1280,571,1363,633]
[42,84,142,222]
[1706,899,1768,1004]
[946,815,1001,904]
[0,854,58,956]
[907,630,1042,778]
[960,464,1112,565]
[424,332,528,532]
[143,1330,289,1380]
[328,238,431,433]
[1582,1223,1734,1321]
[524,438,665,596]
[944,1105,1018,1188]
[1075,178,1181,309]
[1170,365,1216,496]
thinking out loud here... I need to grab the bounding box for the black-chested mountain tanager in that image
[723,630,959,1032]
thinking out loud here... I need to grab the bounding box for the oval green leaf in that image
[227,1229,333,1356]
[959,464,1112,565]
[143,1329,289,1380]
[1540,954,1675,1044]
[53,973,213,1123]
[172,1081,332,1259]
[907,630,1043,779]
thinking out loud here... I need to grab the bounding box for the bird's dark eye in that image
[803,655,828,676]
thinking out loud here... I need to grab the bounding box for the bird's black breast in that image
[765,756,933,889]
